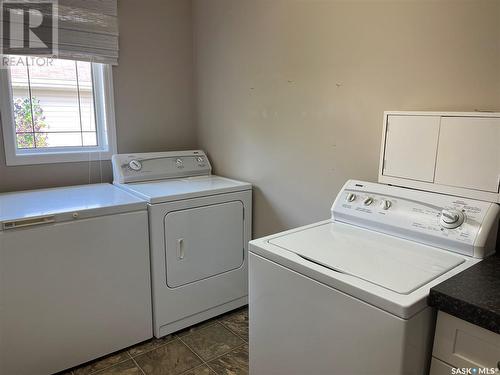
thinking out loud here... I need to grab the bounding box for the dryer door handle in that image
[177,238,185,260]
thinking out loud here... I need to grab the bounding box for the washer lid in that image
[268,222,465,295]
[115,175,251,204]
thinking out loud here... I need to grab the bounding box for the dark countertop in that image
[428,254,500,334]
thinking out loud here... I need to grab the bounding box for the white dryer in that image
[113,150,252,337]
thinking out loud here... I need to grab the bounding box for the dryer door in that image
[164,201,244,288]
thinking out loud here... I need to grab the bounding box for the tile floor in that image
[60,307,249,375]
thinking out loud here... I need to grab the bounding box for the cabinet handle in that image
[177,238,185,260]
[497,361,499,370]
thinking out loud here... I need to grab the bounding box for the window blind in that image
[57,0,119,65]
[2,0,119,65]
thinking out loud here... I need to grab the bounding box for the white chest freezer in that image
[0,184,152,375]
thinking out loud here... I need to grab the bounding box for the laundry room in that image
[0,1,499,375]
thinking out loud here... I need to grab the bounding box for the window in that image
[0,56,117,165]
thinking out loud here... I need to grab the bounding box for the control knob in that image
[380,199,392,210]
[364,197,374,206]
[128,159,142,171]
[439,209,465,229]
[346,193,356,202]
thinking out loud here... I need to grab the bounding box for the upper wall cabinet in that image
[379,112,500,203]
[435,117,500,193]
[382,115,440,182]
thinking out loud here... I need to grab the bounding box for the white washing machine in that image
[113,150,252,337]
[249,180,500,375]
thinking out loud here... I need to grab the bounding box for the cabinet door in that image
[382,115,441,182]
[429,358,455,375]
[164,201,244,288]
[433,311,500,369]
[435,117,500,193]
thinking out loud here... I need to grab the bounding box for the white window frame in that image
[0,62,117,166]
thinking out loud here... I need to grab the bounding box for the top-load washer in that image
[249,180,499,375]
[112,150,252,337]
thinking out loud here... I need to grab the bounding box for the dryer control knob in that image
[346,193,357,202]
[128,159,142,171]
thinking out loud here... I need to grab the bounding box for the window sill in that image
[5,148,115,166]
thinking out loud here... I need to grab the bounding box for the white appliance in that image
[249,180,499,375]
[0,184,152,375]
[249,112,500,375]
[112,150,252,337]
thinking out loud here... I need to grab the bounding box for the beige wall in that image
[193,0,500,237]
[0,0,196,192]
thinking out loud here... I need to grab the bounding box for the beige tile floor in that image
[58,307,248,375]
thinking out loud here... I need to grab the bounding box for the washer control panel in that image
[112,150,212,184]
[332,180,500,258]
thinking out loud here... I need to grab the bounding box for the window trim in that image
[0,62,117,166]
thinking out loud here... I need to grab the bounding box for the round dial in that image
[363,197,374,206]
[439,209,465,229]
[380,199,392,210]
[346,193,356,202]
[128,159,142,171]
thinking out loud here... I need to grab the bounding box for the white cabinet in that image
[429,358,455,375]
[435,117,500,193]
[379,112,500,202]
[430,311,500,374]
[382,115,440,182]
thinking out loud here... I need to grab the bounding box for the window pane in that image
[8,56,99,150]
[41,132,83,147]
[82,132,97,146]
[16,134,35,149]
[28,59,81,134]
